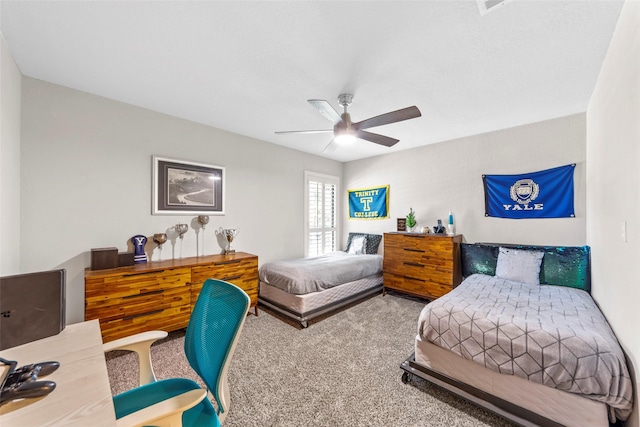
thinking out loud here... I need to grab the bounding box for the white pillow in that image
[495,247,544,285]
[347,235,367,255]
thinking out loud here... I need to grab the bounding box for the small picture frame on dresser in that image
[397,218,406,232]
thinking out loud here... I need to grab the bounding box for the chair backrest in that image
[184,279,250,417]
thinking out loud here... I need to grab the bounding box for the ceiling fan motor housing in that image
[336,93,354,138]
[338,93,353,107]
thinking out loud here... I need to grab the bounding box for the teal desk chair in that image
[103,279,250,427]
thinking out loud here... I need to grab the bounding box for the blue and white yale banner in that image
[348,185,389,219]
[483,164,575,219]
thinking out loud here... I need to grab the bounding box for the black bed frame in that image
[400,353,564,427]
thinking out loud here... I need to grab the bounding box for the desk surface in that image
[0,320,115,426]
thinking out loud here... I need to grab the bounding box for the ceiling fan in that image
[275,93,422,153]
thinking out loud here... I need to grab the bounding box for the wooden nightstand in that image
[383,232,462,300]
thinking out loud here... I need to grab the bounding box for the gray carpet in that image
[106,293,517,426]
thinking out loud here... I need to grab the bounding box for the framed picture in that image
[152,156,225,215]
[397,218,406,231]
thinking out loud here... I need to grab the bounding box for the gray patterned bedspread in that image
[418,274,633,421]
[258,252,382,295]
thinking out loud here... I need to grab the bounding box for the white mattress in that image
[414,335,609,427]
[259,273,382,315]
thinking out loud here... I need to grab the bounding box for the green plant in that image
[406,207,417,228]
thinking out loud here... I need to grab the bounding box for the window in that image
[304,171,339,257]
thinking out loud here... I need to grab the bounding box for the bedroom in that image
[1,1,638,426]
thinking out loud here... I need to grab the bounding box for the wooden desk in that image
[0,320,115,426]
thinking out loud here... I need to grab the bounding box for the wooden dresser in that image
[85,252,258,342]
[383,233,462,300]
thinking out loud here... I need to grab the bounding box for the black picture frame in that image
[152,156,225,215]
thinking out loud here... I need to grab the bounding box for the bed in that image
[400,243,633,427]
[258,233,383,327]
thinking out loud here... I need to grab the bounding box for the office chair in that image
[103,279,250,427]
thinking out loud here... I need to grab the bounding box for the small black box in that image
[118,252,135,267]
[91,247,118,270]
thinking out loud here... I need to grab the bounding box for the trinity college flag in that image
[348,185,389,219]
[483,164,575,219]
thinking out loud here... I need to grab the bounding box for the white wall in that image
[0,34,21,276]
[587,1,639,426]
[20,78,342,324]
[343,114,586,247]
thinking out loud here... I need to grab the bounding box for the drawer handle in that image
[403,275,426,283]
[123,309,163,320]
[404,234,424,238]
[403,248,425,253]
[123,289,164,299]
[122,270,165,277]
[215,260,242,265]
[221,274,242,281]
[403,262,424,268]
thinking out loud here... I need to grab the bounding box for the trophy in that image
[153,233,167,261]
[176,223,189,239]
[217,227,239,254]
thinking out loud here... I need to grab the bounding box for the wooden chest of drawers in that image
[85,252,258,342]
[383,233,462,300]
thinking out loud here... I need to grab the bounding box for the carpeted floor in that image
[106,293,517,426]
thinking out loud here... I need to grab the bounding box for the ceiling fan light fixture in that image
[334,130,356,145]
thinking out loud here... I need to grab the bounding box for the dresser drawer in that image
[383,272,452,299]
[98,305,192,343]
[191,258,258,307]
[385,261,454,283]
[85,285,191,322]
[86,267,191,300]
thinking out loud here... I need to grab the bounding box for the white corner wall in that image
[587,1,639,426]
[0,34,21,276]
[343,114,586,247]
[20,78,342,324]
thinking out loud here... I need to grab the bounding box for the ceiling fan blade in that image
[323,139,339,153]
[275,129,333,135]
[308,99,343,124]
[356,130,399,147]
[354,106,421,130]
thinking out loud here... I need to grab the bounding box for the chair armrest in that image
[115,389,207,427]
[103,330,168,386]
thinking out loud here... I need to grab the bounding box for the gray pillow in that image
[495,247,544,285]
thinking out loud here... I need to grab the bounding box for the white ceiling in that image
[0,1,624,162]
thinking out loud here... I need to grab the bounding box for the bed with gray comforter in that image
[418,273,633,421]
[259,251,382,295]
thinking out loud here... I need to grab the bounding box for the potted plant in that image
[406,208,417,232]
